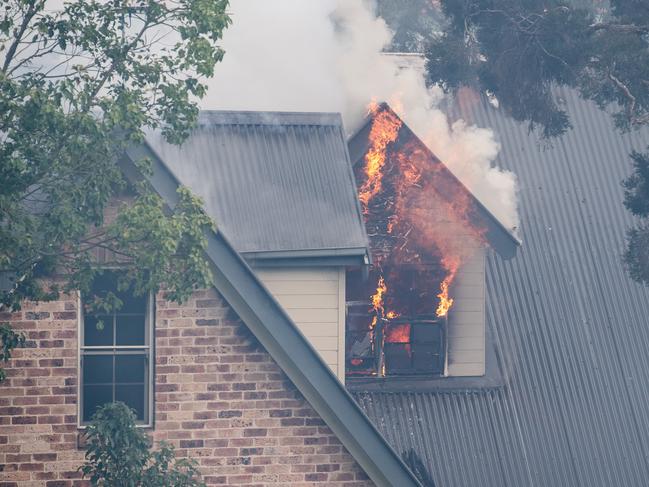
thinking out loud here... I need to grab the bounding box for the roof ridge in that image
[196,109,343,126]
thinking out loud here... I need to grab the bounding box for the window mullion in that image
[112,313,117,403]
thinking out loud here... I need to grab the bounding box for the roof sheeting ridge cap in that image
[196,110,343,127]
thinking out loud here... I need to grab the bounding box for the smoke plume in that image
[201,0,519,231]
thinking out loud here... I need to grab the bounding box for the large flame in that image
[350,103,491,378]
[358,104,402,211]
[357,104,486,323]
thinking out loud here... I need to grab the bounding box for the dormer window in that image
[79,272,154,425]
[345,104,518,383]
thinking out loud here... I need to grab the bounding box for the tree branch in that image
[590,23,649,35]
[2,1,43,74]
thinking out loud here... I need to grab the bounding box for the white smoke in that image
[201,0,519,231]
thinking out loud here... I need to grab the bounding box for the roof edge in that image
[119,141,422,487]
[242,247,369,268]
[196,110,344,127]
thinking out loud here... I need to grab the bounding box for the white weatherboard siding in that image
[254,267,345,382]
[447,247,486,377]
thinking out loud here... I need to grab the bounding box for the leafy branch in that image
[0,0,230,380]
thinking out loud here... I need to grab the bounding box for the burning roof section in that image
[348,103,520,260]
[345,102,519,379]
[145,111,369,264]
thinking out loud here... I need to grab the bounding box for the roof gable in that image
[348,103,520,259]
[145,111,369,264]
[118,141,421,487]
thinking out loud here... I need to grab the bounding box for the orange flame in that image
[436,279,453,317]
[371,275,387,314]
[358,106,402,211]
[369,275,400,326]
[436,257,460,317]
[385,323,411,343]
[369,275,387,328]
[357,104,487,330]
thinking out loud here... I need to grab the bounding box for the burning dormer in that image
[346,103,520,380]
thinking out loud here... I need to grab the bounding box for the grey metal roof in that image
[352,87,649,487]
[120,141,421,487]
[145,111,368,261]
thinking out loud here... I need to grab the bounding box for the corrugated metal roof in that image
[352,88,649,487]
[145,111,368,258]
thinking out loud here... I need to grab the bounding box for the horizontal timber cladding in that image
[254,267,346,381]
[0,287,373,486]
[447,247,486,377]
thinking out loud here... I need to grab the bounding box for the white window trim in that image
[77,290,155,428]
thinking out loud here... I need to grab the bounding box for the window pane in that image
[83,315,114,347]
[116,385,146,421]
[83,355,113,385]
[83,384,113,422]
[119,290,147,314]
[116,314,146,346]
[87,271,146,314]
[115,355,146,384]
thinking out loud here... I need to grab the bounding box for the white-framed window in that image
[78,272,154,426]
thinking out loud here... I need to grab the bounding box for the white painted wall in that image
[253,267,346,382]
[447,247,486,377]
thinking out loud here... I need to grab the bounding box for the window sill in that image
[346,372,504,392]
[346,326,505,393]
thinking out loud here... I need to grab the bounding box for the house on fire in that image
[345,103,519,384]
[4,86,649,487]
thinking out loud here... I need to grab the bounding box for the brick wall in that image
[0,292,81,487]
[0,288,374,486]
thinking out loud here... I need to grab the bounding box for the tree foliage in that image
[81,402,205,487]
[0,0,230,378]
[0,323,25,382]
[376,0,442,53]
[426,1,649,136]
[623,151,649,284]
[424,0,649,283]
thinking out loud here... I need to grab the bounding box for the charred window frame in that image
[78,272,154,427]
[345,268,448,378]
